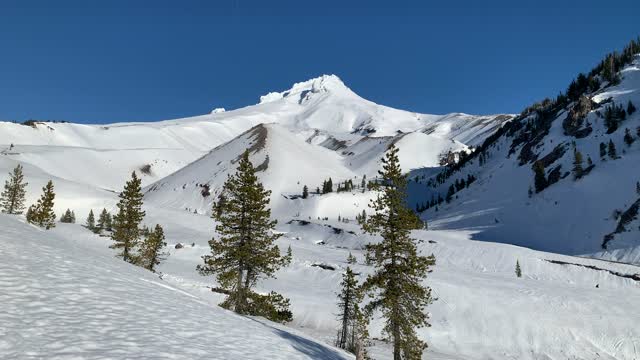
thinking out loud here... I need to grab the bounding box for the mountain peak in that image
[258,74,354,104]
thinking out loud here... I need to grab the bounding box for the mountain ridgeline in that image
[417,37,640,264]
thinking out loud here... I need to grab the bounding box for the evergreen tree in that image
[302,185,309,199]
[28,180,56,229]
[599,142,607,159]
[572,149,584,179]
[111,172,146,263]
[197,150,290,318]
[214,193,227,218]
[533,161,546,193]
[360,145,435,360]
[327,178,333,193]
[636,181,640,196]
[25,205,35,223]
[624,128,635,146]
[97,208,111,232]
[139,224,168,272]
[628,100,637,115]
[361,175,367,193]
[347,252,357,264]
[445,184,455,203]
[515,260,522,278]
[608,139,617,159]
[335,267,366,355]
[86,209,96,232]
[60,209,75,223]
[1,164,28,214]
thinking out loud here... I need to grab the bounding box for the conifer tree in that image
[624,128,634,146]
[347,252,357,264]
[86,209,96,232]
[60,209,75,223]
[197,150,290,317]
[628,100,637,115]
[599,142,607,159]
[139,224,168,272]
[25,204,35,223]
[636,181,640,196]
[1,164,28,215]
[360,145,435,360]
[28,180,56,229]
[572,149,584,179]
[111,172,146,263]
[608,139,617,159]
[515,260,522,278]
[302,185,309,199]
[336,267,366,355]
[533,161,546,193]
[97,208,111,232]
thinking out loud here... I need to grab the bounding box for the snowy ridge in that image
[420,54,640,265]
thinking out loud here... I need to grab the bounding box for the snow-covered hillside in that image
[0,214,352,360]
[420,53,640,265]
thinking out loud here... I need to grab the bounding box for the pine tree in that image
[347,252,357,264]
[302,185,309,199]
[599,142,607,159]
[25,204,35,223]
[86,209,97,232]
[636,181,640,196]
[361,175,367,193]
[360,145,435,360]
[624,128,634,146]
[197,150,290,318]
[628,100,637,115]
[533,161,546,193]
[572,149,584,180]
[335,267,366,354]
[608,139,617,159]
[139,224,168,272]
[60,209,75,223]
[515,260,522,278]
[28,180,56,229]
[97,208,111,232]
[111,172,146,263]
[1,164,28,214]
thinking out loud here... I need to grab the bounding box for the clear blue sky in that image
[1,0,638,124]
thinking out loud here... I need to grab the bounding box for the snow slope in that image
[419,54,640,264]
[138,202,639,360]
[0,214,352,360]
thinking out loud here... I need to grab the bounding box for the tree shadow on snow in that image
[248,317,349,360]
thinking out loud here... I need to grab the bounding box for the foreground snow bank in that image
[0,214,351,360]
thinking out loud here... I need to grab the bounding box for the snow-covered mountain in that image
[419,53,640,265]
[2,64,640,360]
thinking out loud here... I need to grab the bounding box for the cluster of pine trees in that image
[60,209,76,223]
[604,102,631,134]
[197,151,293,323]
[110,172,168,272]
[334,145,436,360]
[85,208,113,233]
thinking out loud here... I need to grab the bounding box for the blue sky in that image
[0,0,638,123]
